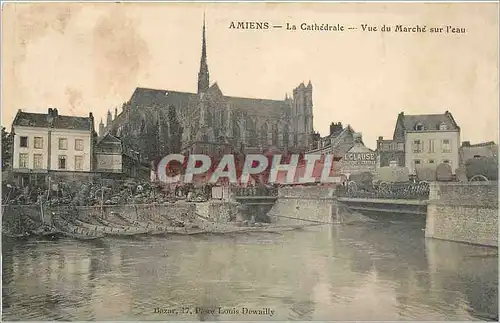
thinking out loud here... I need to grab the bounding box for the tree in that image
[1,127,13,171]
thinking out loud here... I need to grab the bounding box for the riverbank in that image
[2,199,314,241]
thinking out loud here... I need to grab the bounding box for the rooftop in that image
[401,111,459,132]
[12,108,93,131]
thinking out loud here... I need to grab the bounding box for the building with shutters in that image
[391,111,461,175]
[10,108,96,186]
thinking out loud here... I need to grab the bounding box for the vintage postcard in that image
[1,1,498,321]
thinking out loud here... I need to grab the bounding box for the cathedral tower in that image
[305,81,314,143]
[197,14,210,94]
[290,81,314,150]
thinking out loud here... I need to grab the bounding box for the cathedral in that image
[103,17,315,163]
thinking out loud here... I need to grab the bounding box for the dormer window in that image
[415,123,424,131]
[439,122,448,131]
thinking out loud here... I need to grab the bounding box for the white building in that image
[11,108,95,185]
[393,111,460,175]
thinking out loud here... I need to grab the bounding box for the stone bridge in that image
[229,182,497,247]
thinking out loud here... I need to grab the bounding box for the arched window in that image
[260,122,268,146]
[439,122,448,131]
[232,120,241,139]
[283,125,289,147]
[415,122,424,131]
[247,119,257,147]
[272,124,278,146]
[206,110,213,127]
[220,110,226,127]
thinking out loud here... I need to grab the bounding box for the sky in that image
[1,2,498,149]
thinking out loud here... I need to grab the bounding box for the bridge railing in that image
[233,186,279,197]
[337,182,430,200]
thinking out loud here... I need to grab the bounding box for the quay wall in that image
[425,182,498,247]
[2,202,198,228]
[195,201,239,223]
[75,203,196,222]
[268,186,338,224]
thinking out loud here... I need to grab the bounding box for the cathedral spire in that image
[197,13,210,94]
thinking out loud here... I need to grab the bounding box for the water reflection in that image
[2,223,498,321]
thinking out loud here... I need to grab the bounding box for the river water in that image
[2,221,498,321]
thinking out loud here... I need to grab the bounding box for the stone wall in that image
[277,185,335,199]
[3,202,197,229]
[74,203,196,222]
[268,186,338,224]
[426,182,498,247]
[195,201,239,223]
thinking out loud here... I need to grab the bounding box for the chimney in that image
[88,112,95,131]
[47,108,55,126]
[462,141,470,147]
[115,108,118,118]
[329,122,343,136]
[378,136,383,141]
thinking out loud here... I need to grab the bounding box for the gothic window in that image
[232,121,241,139]
[202,135,208,142]
[294,133,298,146]
[272,124,278,146]
[205,110,212,127]
[260,123,268,146]
[283,125,289,147]
[220,109,226,126]
[247,119,257,147]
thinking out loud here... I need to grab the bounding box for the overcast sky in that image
[2,2,498,149]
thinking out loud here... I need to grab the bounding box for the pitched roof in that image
[226,96,289,118]
[401,111,459,132]
[129,86,289,118]
[97,133,121,145]
[330,125,356,156]
[12,111,92,131]
[463,141,497,148]
[130,87,197,109]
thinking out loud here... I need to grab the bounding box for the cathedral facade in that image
[105,17,315,163]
